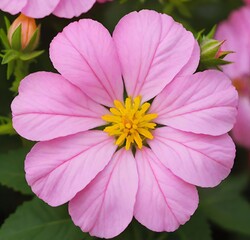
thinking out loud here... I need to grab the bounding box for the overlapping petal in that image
[150,70,238,136]
[11,72,108,141]
[149,127,235,187]
[69,149,138,238]
[22,0,60,18]
[0,0,103,18]
[25,130,117,206]
[134,147,198,232]
[231,96,250,148]
[0,0,27,15]
[50,19,123,107]
[113,10,199,102]
[53,0,95,18]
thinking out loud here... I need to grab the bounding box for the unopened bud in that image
[197,26,232,71]
[7,14,40,51]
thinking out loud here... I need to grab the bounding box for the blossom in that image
[8,14,39,50]
[216,6,250,149]
[0,0,111,19]
[12,10,238,238]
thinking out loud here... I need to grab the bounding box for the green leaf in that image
[177,209,212,240]
[19,50,44,61]
[11,24,22,50]
[199,175,250,236]
[0,198,89,240]
[1,50,19,64]
[0,148,32,195]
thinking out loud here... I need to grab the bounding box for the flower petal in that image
[50,19,123,107]
[0,0,27,15]
[216,6,250,79]
[25,130,117,206]
[11,72,108,141]
[232,96,250,149]
[69,149,138,238]
[134,147,198,232]
[150,70,238,136]
[53,0,95,18]
[22,0,60,18]
[149,127,235,187]
[113,10,199,102]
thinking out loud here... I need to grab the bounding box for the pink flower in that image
[216,6,250,149]
[12,10,238,238]
[0,0,111,19]
[245,0,250,4]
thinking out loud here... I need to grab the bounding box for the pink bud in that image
[8,14,39,50]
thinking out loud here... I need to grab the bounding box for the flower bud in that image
[7,14,40,51]
[197,27,232,71]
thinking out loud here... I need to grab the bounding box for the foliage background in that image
[0,0,249,239]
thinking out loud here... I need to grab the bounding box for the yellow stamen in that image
[102,96,158,150]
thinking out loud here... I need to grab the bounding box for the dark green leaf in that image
[199,175,250,236]
[0,148,32,195]
[0,198,89,240]
[177,209,212,240]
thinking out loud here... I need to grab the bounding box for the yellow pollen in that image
[102,96,158,150]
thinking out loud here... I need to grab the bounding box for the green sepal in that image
[1,49,19,64]
[0,28,10,49]
[4,16,11,30]
[11,24,22,50]
[7,60,15,79]
[200,39,223,59]
[24,25,41,52]
[19,50,44,61]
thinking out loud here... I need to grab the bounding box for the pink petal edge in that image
[69,149,138,238]
[11,72,108,141]
[149,127,235,187]
[134,147,198,232]
[25,130,117,206]
[150,70,238,136]
[50,19,123,107]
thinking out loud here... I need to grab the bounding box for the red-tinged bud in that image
[7,14,40,51]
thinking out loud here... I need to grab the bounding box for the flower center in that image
[102,96,158,150]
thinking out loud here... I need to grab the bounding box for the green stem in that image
[10,59,30,93]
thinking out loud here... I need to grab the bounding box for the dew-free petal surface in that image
[11,72,108,141]
[134,147,198,232]
[53,0,95,18]
[113,10,199,102]
[0,0,27,15]
[22,0,60,18]
[25,131,117,206]
[50,19,123,107]
[149,127,235,187]
[216,6,250,79]
[231,96,250,148]
[150,70,238,136]
[69,149,138,238]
